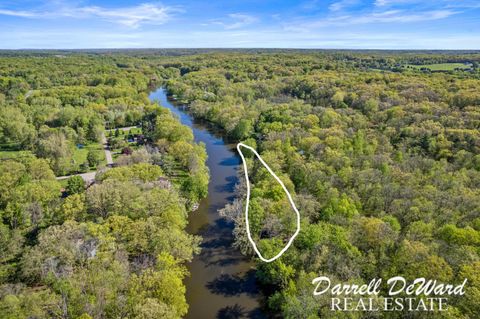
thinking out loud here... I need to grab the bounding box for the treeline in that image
[2,50,479,318]
[0,55,174,175]
[0,54,209,318]
[164,52,480,318]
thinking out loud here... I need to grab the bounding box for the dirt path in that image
[56,171,96,183]
[56,125,140,182]
[101,132,113,166]
[108,126,138,132]
[56,132,113,182]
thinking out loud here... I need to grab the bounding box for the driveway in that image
[102,132,114,166]
[56,171,96,183]
[56,132,113,183]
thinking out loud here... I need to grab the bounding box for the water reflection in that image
[207,270,259,297]
[149,88,266,319]
[199,219,243,267]
[217,304,266,319]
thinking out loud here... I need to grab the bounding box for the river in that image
[149,88,265,319]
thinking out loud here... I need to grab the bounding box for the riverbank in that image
[148,88,266,319]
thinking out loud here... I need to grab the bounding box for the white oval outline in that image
[237,143,301,263]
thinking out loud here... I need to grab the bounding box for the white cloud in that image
[286,8,458,30]
[211,13,258,30]
[351,9,457,23]
[3,28,480,50]
[0,3,178,28]
[375,0,480,7]
[375,0,412,6]
[79,4,175,28]
[329,0,359,12]
[373,0,443,6]
[0,9,38,18]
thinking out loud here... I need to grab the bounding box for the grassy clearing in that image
[405,63,472,71]
[106,127,142,137]
[0,150,33,160]
[72,142,106,168]
[107,127,144,160]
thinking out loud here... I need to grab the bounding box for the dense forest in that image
[1,50,480,318]
[0,53,208,318]
[163,51,480,318]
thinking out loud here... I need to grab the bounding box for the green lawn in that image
[72,142,106,169]
[405,63,472,71]
[107,127,143,160]
[0,143,104,174]
[0,150,33,160]
[106,127,142,137]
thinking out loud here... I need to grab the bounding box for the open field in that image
[72,142,106,169]
[405,63,472,71]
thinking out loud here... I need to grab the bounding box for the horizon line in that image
[1,47,480,51]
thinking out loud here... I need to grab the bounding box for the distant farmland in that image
[405,62,473,71]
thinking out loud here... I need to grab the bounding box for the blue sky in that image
[0,0,479,49]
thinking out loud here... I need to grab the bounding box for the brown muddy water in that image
[149,88,266,319]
